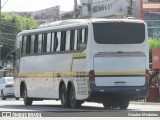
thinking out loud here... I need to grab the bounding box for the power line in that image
[1,0,9,8]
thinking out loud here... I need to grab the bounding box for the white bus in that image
[13,19,149,109]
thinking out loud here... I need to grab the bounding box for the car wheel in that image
[1,91,6,100]
[69,85,82,108]
[60,84,70,108]
[15,97,19,100]
[23,86,32,105]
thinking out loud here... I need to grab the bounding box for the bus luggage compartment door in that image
[94,53,146,87]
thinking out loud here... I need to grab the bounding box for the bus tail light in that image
[145,69,150,82]
[89,70,95,81]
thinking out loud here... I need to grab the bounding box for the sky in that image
[1,0,77,12]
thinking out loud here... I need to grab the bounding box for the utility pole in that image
[130,0,133,16]
[89,0,92,18]
[74,0,78,18]
[0,0,1,36]
[0,0,1,20]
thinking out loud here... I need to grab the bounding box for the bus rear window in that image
[93,22,145,44]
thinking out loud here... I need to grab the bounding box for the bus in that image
[13,19,149,109]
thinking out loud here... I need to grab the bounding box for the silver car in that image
[0,77,18,100]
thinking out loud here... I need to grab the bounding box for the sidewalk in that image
[130,101,160,105]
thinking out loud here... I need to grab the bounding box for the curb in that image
[130,102,160,105]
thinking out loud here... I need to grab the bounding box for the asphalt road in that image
[0,98,160,117]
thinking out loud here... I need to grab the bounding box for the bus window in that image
[77,29,82,50]
[74,30,78,50]
[51,33,55,52]
[60,31,66,51]
[47,33,52,52]
[54,32,58,51]
[66,31,71,51]
[84,28,88,43]
[93,22,145,44]
[30,35,35,54]
[22,36,27,55]
[38,34,43,53]
[34,34,38,53]
[82,29,85,43]
[56,32,61,52]
[26,35,31,54]
[70,30,75,50]
[42,33,47,53]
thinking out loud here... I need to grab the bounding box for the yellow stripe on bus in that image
[18,71,145,78]
[72,53,86,58]
[95,71,145,75]
[18,72,88,78]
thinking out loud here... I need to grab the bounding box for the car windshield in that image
[93,22,145,44]
[6,78,13,82]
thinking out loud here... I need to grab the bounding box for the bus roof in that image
[17,18,145,37]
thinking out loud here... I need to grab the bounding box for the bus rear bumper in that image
[88,83,149,101]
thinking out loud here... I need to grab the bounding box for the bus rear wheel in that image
[23,86,33,106]
[118,99,129,110]
[69,85,82,108]
[60,84,70,108]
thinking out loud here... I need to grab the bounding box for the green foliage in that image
[149,37,160,52]
[1,13,37,33]
[148,37,160,63]
[0,13,38,61]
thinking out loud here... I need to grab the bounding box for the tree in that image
[0,13,38,66]
[1,13,37,33]
[148,37,160,63]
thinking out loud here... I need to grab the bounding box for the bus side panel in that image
[72,57,89,100]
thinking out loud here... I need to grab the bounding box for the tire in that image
[15,97,19,100]
[60,84,70,108]
[23,86,32,106]
[118,99,129,110]
[69,85,81,108]
[1,91,6,100]
[102,100,112,109]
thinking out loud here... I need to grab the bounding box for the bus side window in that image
[22,36,27,55]
[54,32,58,51]
[30,35,35,54]
[74,30,78,50]
[47,33,52,52]
[34,34,38,53]
[84,28,88,43]
[38,34,42,53]
[42,33,47,53]
[56,32,61,52]
[70,30,75,51]
[26,35,31,54]
[77,29,82,50]
[66,31,71,51]
[51,33,55,52]
[60,31,66,51]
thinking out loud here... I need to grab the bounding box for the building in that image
[79,0,143,19]
[143,1,160,38]
[15,6,60,25]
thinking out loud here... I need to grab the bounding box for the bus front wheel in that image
[69,85,82,108]
[23,86,33,106]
